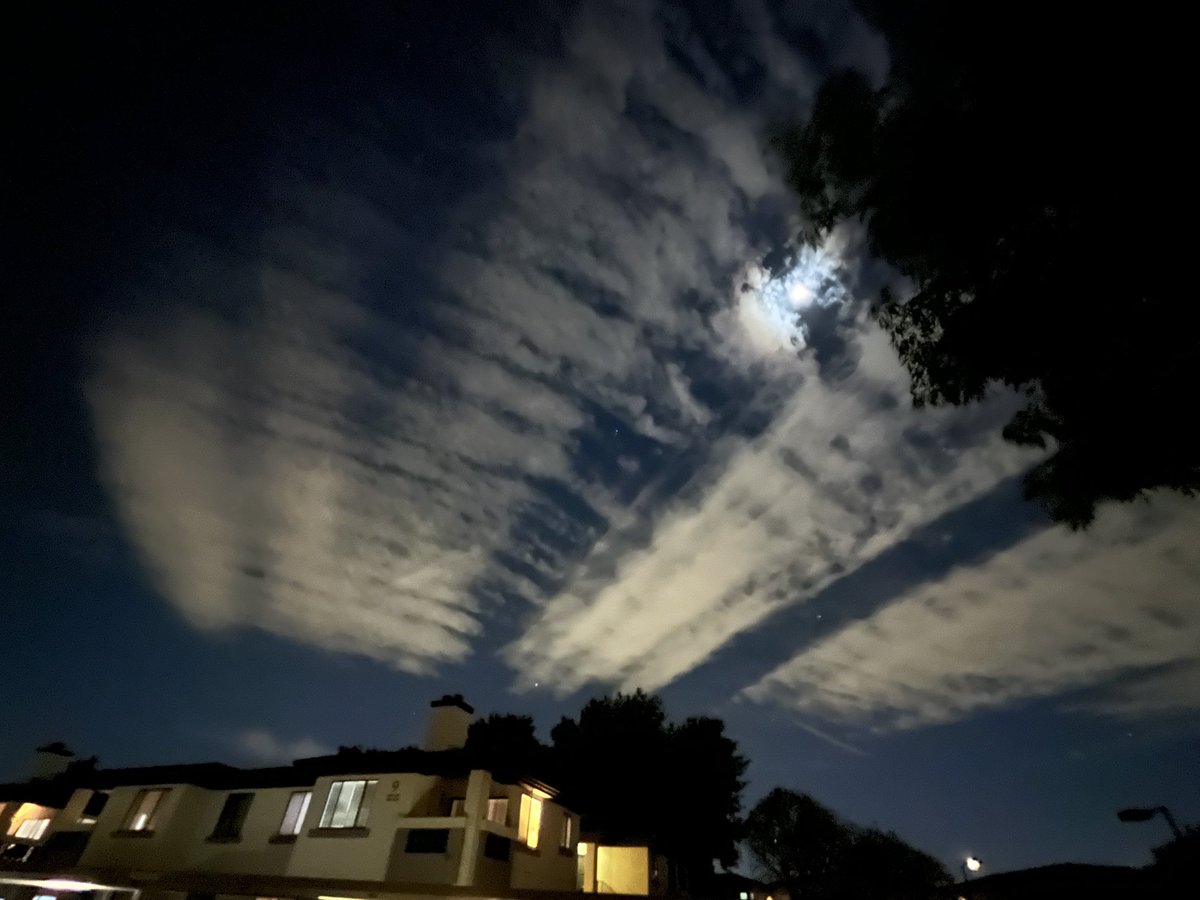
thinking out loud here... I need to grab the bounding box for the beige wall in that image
[79,783,213,871]
[180,785,307,876]
[286,771,440,881]
[509,799,576,890]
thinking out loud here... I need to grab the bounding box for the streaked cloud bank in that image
[84,0,1199,730]
[744,495,1200,729]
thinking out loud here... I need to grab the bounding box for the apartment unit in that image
[1,697,659,900]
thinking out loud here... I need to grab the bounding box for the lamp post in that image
[1117,806,1183,840]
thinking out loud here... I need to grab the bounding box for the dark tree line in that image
[773,0,1197,527]
[745,788,949,900]
[466,690,746,890]
[468,692,947,899]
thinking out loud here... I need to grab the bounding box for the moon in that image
[738,242,848,352]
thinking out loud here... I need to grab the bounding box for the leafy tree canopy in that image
[774,0,1197,527]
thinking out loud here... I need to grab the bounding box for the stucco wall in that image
[180,785,307,875]
[79,784,212,872]
[285,771,440,881]
[509,799,577,890]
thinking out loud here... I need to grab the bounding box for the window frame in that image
[560,812,574,850]
[209,792,254,841]
[486,797,509,825]
[13,818,51,840]
[517,793,543,849]
[121,788,168,833]
[278,790,313,836]
[317,779,377,829]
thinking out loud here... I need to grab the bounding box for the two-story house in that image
[0,696,661,900]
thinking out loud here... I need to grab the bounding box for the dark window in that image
[484,832,512,861]
[210,792,254,840]
[405,828,450,854]
[81,792,109,820]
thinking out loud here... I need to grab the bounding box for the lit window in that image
[487,798,509,824]
[210,792,254,840]
[560,814,574,849]
[122,789,167,832]
[14,818,51,840]
[318,780,377,829]
[279,790,312,835]
[517,793,542,849]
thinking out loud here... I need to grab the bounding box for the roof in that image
[0,779,78,809]
[4,746,554,798]
[965,863,1146,899]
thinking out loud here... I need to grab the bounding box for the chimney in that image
[32,741,74,780]
[424,694,474,751]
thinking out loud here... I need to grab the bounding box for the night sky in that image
[3,0,1198,877]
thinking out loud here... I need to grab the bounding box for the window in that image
[318,780,377,829]
[517,793,542,849]
[13,818,50,840]
[279,790,312,836]
[79,791,108,824]
[210,792,254,840]
[122,789,167,832]
[560,813,574,850]
[405,828,450,853]
[486,797,509,824]
[448,797,506,822]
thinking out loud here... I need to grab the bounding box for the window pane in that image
[126,789,165,831]
[320,780,373,829]
[213,793,253,839]
[319,782,345,828]
[487,798,508,824]
[526,796,542,849]
[355,780,377,828]
[281,790,312,835]
[336,781,363,827]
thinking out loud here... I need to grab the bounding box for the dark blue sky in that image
[3,0,1197,876]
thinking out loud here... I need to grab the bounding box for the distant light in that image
[740,892,749,899]
[577,842,589,857]
[965,856,983,872]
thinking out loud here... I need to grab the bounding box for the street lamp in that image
[1117,806,1183,840]
[958,857,983,900]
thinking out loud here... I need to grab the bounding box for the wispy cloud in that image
[85,1,1063,699]
[506,318,1039,693]
[233,728,329,764]
[87,2,881,678]
[744,495,1200,729]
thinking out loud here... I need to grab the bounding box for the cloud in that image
[87,2,874,676]
[86,1,1047,698]
[743,495,1200,729]
[505,317,1040,693]
[233,728,329,764]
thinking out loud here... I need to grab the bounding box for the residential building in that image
[1,696,661,900]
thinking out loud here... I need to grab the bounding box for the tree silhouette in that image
[773,0,1197,527]
[529,690,747,889]
[746,788,948,900]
